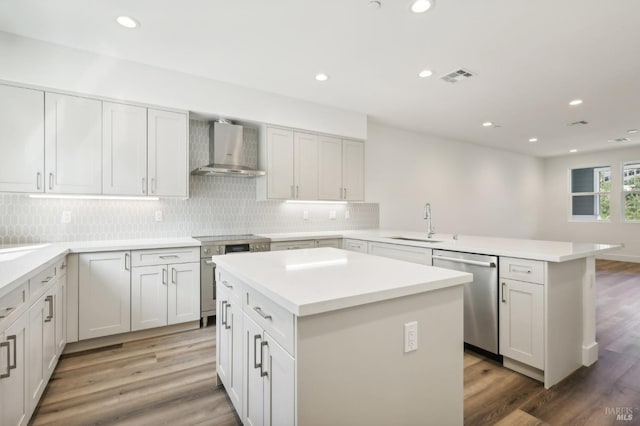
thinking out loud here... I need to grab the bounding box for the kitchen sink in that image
[389,237,443,243]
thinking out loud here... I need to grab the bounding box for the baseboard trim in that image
[63,321,200,354]
[503,357,544,383]
[582,342,599,366]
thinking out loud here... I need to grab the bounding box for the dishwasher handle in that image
[432,254,496,268]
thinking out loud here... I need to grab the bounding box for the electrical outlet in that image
[303,210,309,220]
[345,209,351,219]
[329,210,337,220]
[404,321,418,352]
[61,211,71,224]
[155,210,163,222]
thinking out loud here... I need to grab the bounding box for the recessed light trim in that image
[315,73,329,82]
[418,69,433,78]
[116,16,139,29]
[528,138,538,143]
[411,0,434,13]
[482,122,494,127]
[569,99,583,106]
[628,129,639,134]
[569,149,578,153]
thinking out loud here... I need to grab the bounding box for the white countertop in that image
[212,247,472,316]
[0,237,201,298]
[260,230,621,262]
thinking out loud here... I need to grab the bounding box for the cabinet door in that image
[499,278,544,369]
[0,84,44,193]
[131,265,168,331]
[243,315,265,426]
[293,132,318,200]
[216,286,232,388]
[45,92,102,194]
[43,289,57,378]
[78,251,131,340]
[318,136,342,200]
[103,102,148,195]
[168,262,200,325]
[55,277,67,356]
[28,293,46,411]
[342,139,364,201]
[148,109,188,197]
[266,127,294,199]
[264,332,295,426]
[1,313,29,426]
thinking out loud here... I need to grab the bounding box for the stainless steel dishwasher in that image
[432,249,499,357]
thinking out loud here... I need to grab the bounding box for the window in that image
[623,162,640,221]
[570,166,611,221]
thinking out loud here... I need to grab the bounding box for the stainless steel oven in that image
[194,235,270,327]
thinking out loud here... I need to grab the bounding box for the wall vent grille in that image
[440,68,475,83]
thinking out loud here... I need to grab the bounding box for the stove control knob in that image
[204,248,210,255]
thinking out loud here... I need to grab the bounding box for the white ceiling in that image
[1,0,639,157]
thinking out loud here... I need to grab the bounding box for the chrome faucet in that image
[424,203,435,238]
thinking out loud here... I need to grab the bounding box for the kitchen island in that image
[212,247,472,426]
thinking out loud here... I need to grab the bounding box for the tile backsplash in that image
[0,120,378,244]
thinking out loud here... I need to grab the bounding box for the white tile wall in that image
[0,120,378,244]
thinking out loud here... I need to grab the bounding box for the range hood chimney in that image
[191,119,266,177]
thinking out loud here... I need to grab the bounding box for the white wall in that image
[365,121,544,238]
[539,146,640,262]
[0,31,366,139]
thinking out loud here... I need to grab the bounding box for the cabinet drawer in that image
[368,242,432,265]
[131,247,199,267]
[500,257,545,284]
[0,281,28,325]
[316,238,342,248]
[29,264,58,299]
[245,288,294,355]
[218,270,244,301]
[343,239,367,253]
[270,240,315,251]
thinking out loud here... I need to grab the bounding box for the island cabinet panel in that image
[0,313,29,426]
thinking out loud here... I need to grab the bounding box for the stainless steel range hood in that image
[191,120,266,177]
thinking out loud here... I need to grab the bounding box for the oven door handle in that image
[205,260,215,265]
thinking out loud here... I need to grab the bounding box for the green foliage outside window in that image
[624,175,640,220]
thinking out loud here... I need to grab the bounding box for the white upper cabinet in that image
[342,139,364,201]
[102,102,148,196]
[266,127,295,199]
[294,132,319,200]
[148,109,188,198]
[318,136,342,200]
[0,84,44,193]
[45,93,102,194]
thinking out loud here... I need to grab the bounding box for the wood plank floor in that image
[30,260,640,425]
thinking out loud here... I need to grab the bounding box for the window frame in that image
[622,161,640,223]
[568,165,612,223]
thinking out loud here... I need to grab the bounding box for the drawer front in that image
[270,240,316,251]
[217,269,244,301]
[500,257,545,284]
[316,238,342,248]
[131,247,199,267]
[343,239,368,253]
[0,281,28,326]
[245,288,294,355]
[368,242,432,265]
[29,263,58,299]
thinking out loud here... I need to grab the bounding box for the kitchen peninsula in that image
[212,247,472,426]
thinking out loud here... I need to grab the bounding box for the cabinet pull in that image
[501,282,507,303]
[171,268,177,284]
[151,178,156,194]
[296,185,299,198]
[220,301,227,327]
[344,187,347,199]
[260,341,268,377]
[60,262,66,270]
[7,335,17,370]
[0,307,15,319]
[41,276,53,284]
[205,260,215,265]
[142,177,146,194]
[224,303,231,330]
[510,266,532,274]
[37,172,41,190]
[49,172,53,190]
[162,268,168,285]
[253,306,272,321]
[253,334,262,370]
[0,341,9,379]
[222,280,233,289]
[124,253,130,271]
[44,295,54,322]
[159,255,179,259]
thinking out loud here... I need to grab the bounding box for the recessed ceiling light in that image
[528,138,538,143]
[482,122,494,127]
[569,149,578,153]
[368,0,382,9]
[315,73,329,82]
[628,129,639,134]
[418,69,433,78]
[116,16,140,29]
[569,99,583,106]
[411,0,434,13]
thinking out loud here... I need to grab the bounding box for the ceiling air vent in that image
[609,137,631,143]
[440,68,475,83]
[567,120,589,126]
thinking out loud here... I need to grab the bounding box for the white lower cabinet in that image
[315,239,342,249]
[499,278,544,369]
[243,315,295,426]
[131,248,200,331]
[78,251,131,340]
[270,239,342,251]
[343,239,367,253]
[367,241,432,265]
[0,313,29,426]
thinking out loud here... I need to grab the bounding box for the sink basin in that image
[389,237,443,244]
